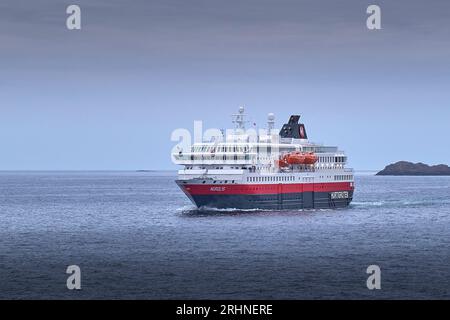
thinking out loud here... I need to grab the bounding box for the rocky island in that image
[376,161,450,176]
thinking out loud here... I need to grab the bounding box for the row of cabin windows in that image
[182,180,235,184]
[185,166,254,171]
[190,154,251,161]
[211,180,235,184]
[318,156,346,163]
[317,164,343,169]
[192,180,236,184]
[185,166,250,170]
[247,176,295,182]
[191,145,302,154]
[189,145,340,155]
[191,145,251,153]
[334,175,353,181]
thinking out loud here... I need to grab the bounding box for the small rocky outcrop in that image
[376,161,450,176]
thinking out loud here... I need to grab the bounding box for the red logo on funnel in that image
[299,126,305,138]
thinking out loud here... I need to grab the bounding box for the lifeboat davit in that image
[276,151,318,167]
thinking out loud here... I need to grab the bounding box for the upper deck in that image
[172,141,344,165]
[171,107,351,175]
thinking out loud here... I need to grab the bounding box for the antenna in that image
[231,106,247,130]
[267,113,275,131]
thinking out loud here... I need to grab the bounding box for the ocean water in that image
[0,171,449,299]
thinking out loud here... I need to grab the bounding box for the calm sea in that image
[0,171,449,299]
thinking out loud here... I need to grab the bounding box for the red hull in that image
[180,182,353,195]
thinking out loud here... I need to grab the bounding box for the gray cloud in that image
[1,0,449,73]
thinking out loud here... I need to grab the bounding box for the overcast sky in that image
[1,0,449,170]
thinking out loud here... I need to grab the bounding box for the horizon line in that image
[0,169,382,172]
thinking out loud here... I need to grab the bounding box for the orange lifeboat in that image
[276,151,317,167]
[275,158,289,168]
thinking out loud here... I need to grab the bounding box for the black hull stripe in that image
[187,191,353,210]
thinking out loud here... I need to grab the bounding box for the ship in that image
[172,107,354,209]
